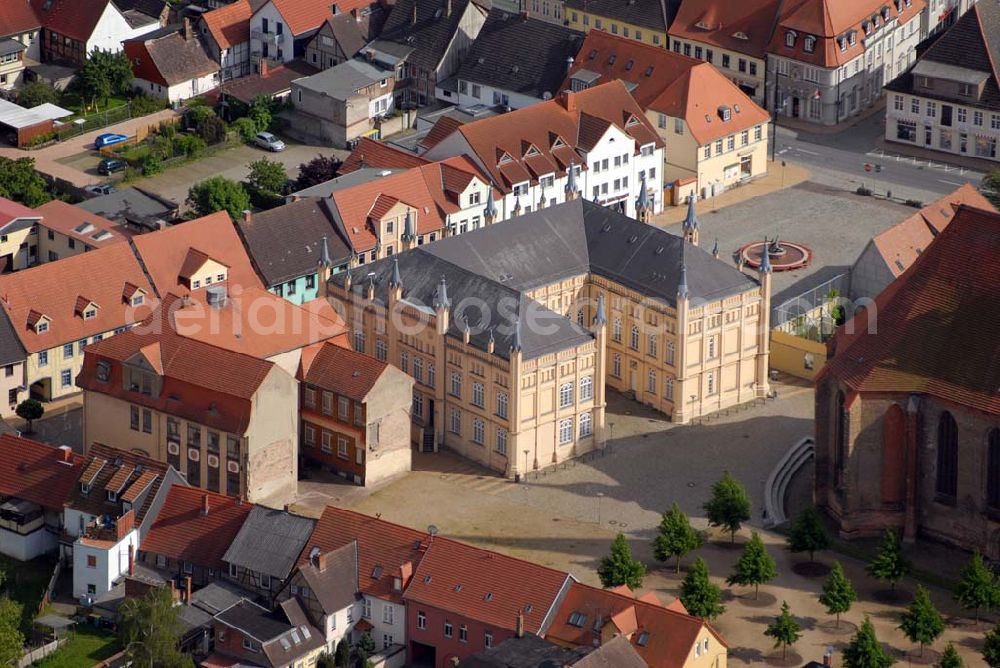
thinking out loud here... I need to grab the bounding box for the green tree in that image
[15,398,43,433]
[232,116,258,143]
[679,557,725,620]
[248,95,273,133]
[197,114,227,145]
[785,505,830,562]
[985,625,1000,668]
[356,631,376,667]
[295,154,342,189]
[843,617,895,668]
[764,601,802,660]
[982,169,1000,209]
[653,502,702,573]
[818,561,856,627]
[16,81,59,108]
[866,529,911,591]
[334,638,350,667]
[118,587,193,668]
[899,585,945,657]
[71,48,133,110]
[703,470,751,543]
[953,550,1000,623]
[246,158,288,195]
[937,643,963,668]
[0,157,51,207]
[598,533,645,590]
[727,531,777,599]
[187,176,251,221]
[316,653,335,668]
[0,597,24,667]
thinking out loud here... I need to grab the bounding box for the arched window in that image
[630,325,640,350]
[936,411,958,499]
[987,429,1000,509]
[834,391,848,486]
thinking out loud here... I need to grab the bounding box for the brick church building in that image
[815,205,1000,556]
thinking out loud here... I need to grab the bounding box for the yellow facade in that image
[666,36,766,105]
[27,327,123,402]
[0,226,37,272]
[565,13,667,48]
[649,111,769,193]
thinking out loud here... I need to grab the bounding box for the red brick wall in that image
[301,384,368,481]
[17,120,55,147]
[406,602,513,668]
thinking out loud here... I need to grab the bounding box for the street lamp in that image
[596,492,604,525]
[523,449,530,479]
[769,91,789,162]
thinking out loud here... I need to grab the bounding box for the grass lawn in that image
[32,627,120,668]
[60,94,129,117]
[0,555,56,633]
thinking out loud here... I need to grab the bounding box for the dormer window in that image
[718,106,732,122]
[863,20,872,35]
[881,6,890,21]
[107,490,117,502]
[637,631,649,646]
[80,482,90,495]
[36,321,48,333]
[838,36,847,51]
[784,30,796,48]
[393,576,402,591]
[131,294,144,307]
[96,360,111,382]
[804,35,816,53]
[849,31,857,45]
[192,280,201,289]
[84,308,96,320]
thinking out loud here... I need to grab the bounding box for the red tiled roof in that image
[824,205,1000,415]
[35,200,129,249]
[140,485,252,571]
[0,434,81,511]
[404,536,569,634]
[32,0,111,43]
[431,81,662,192]
[0,243,158,354]
[67,443,170,524]
[300,506,429,604]
[419,115,465,152]
[329,157,490,253]
[340,137,431,174]
[201,0,251,49]
[77,295,277,434]
[299,341,391,401]
[870,184,995,279]
[0,1,40,36]
[669,0,783,58]
[769,0,925,68]
[267,0,370,35]
[546,582,724,668]
[0,196,41,229]
[563,31,770,145]
[130,211,263,297]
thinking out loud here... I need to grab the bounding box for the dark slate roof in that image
[330,200,757,360]
[77,186,178,230]
[179,580,249,634]
[297,541,359,614]
[456,9,583,98]
[563,0,671,32]
[216,599,324,667]
[0,307,26,367]
[217,599,292,641]
[222,506,317,579]
[237,197,352,286]
[373,0,490,72]
[114,0,165,20]
[884,1,1000,109]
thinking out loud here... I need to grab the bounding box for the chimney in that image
[412,1,418,24]
[201,493,210,516]
[560,90,576,113]
[259,57,269,77]
[184,575,192,604]
[168,579,177,602]
[823,646,834,667]
[446,0,452,17]
[242,209,251,223]
[516,612,525,638]
[59,445,72,461]
[566,55,574,73]
[128,543,135,576]
[183,17,192,40]
[317,551,328,571]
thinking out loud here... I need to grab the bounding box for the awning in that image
[0,99,73,129]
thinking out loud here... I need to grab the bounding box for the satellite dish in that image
[427,524,439,537]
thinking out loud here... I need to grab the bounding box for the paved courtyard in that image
[659,181,917,305]
[293,378,990,666]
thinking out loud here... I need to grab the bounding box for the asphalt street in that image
[772,110,983,203]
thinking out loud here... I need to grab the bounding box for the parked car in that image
[97,158,127,175]
[85,183,117,196]
[94,133,129,149]
[254,132,285,152]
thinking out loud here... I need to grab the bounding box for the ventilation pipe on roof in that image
[412,2,418,24]
[201,493,210,516]
[128,543,135,577]
[446,0,452,17]
[185,575,192,604]
[516,612,525,638]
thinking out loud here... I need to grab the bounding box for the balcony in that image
[251,29,284,46]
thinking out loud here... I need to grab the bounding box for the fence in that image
[38,560,61,615]
[17,639,61,668]
[771,271,850,340]
[53,103,134,143]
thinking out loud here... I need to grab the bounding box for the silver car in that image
[254,131,286,152]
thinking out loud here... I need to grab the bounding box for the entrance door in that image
[629,369,637,393]
[740,155,752,178]
[791,97,801,118]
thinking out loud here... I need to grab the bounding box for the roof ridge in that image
[973,2,1000,84]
